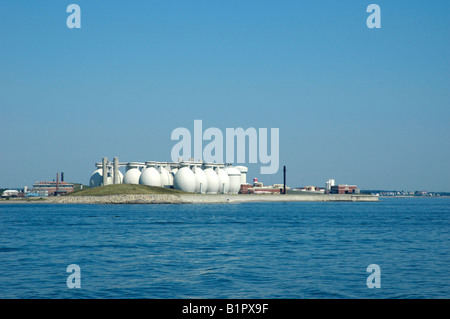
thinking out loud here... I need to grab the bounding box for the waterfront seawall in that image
[44,193,378,204]
[178,193,378,203]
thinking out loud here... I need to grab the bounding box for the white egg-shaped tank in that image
[159,164,172,187]
[216,167,230,194]
[234,166,248,185]
[89,168,103,188]
[225,166,242,194]
[123,162,141,184]
[90,167,123,187]
[174,163,196,193]
[106,175,114,185]
[192,166,208,194]
[170,167,178,187]
[116,170,124,184]
[167,169,174,186]
[139,162,161,187]
[203,164,220,194]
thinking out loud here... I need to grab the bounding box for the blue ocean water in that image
[0,197,448,299]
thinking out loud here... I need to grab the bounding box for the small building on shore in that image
[1,190,20,198]
[330,184,359,194]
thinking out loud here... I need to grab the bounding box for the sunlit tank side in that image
[139,161,161,187]
[216,167,230,194]
[116,170,124,184]
[174,162,196,193]
[225,166,241,194]
[107,166,123,185]
[203,163,220,194]
[192,165,208,194]
[167,169,174,186]
[106,175,113,185]
[170,167,178,187]
[159,163,172,188]
[234,166,248,185]
[123,162,142,184]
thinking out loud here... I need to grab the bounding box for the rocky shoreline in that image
[42,193,379,204]
[46,194,185,204]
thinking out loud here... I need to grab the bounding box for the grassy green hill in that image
[72,183,90,192]
[65,184,187,196]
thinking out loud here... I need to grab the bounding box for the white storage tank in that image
[225,166,241,194]
[325,179,335,193]
[192,165,208,194]
[170,167,178,187]
[174,163,196,193]
[216,167,230,194]
[203,164,219,194]
[123,162,141,184]
[235,166,248,185]
[139,162,161,187]
[90,168,103,187]
[108,169,123,185]
[159,164,172,187]
[90,165,123,187]
[167,169,174,186]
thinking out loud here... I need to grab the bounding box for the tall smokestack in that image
[61,172,64,182]
[283,166,286,195]
[56,172,60,193]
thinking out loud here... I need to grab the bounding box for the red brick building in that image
[240,184,254,194]
[330,185,358,194]
[32,181,74,196]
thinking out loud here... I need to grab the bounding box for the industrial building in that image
[293,186,325,193]
[325,179,359,194]
[330,184,359,194]
[32,181,74,196]
[31,173,74,196]
[90,157,250,194]
[239,178,288,194]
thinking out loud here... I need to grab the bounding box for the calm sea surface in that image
[0,197,448,299]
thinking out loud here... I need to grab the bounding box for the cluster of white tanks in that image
[89,157,248,194]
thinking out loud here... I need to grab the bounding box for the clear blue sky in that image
[0,0,449,191]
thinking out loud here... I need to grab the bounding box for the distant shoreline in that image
[0,193,379,204]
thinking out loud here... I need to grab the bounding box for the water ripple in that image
[0,197,448,298]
